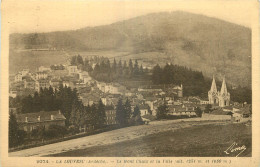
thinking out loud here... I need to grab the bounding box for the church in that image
[208,76,230,107]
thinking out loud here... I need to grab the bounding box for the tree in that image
[116,99,127,126]
[130,105,143,125]
[97,99,106,128]
[139,64,144,74]
[195,107,203,117]
[128,59,133,75]
[9,112,26,147]
[112,58,117,72]
[9,112,18,147]
[69,101,79,127]
[152,64,162,84]
[133,59,139,75]
[156,103,169,119]
[133,105,140,118]
[204,104,212,113]
[124,99,131,120]
[77,54,84,65]
[117,60,123,76]
[71,56,76,65]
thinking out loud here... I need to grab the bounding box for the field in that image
[9,50,69,74]
[9,118,251,157]
[50,123,251,157]
[9,49,177,75]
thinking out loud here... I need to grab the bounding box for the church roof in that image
[220,78,228,95]
[210,76,217,92]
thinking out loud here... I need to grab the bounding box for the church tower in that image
[218,78,230,107]
[208,76,219,105]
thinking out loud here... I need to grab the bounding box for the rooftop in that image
[17,110,66,123]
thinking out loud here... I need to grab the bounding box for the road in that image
[9,117,229,157]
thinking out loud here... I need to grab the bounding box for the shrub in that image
[68,125,80,135]
[44,125,68,139]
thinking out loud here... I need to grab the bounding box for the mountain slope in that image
[10,11,251,87]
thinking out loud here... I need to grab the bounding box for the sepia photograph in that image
[1,0,259,165]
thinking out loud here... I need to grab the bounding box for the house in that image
[105,110,117,125]
[96,82,125,95]
[139,104,150,116]
[231,104,251,122]
[62,81,75,88]
[188,97,201,104]
[200,100,210,105]
[35,72,48,80]
[39,66,51,72]
[16,110,66,132]
[9,90,17,98]
[49,78,61,89]
[172,84,183,97]
[23,76,35,89]
[68,66,78,75]
[49,69,68,78]
[15,73,23,82]
[168,105,197,117]
[145,97,157,110]
[35,79,50,91]
[21,69,29,76]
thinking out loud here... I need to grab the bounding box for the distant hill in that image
[10,11,251,87]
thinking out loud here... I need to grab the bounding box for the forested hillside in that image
[10,11,251,87]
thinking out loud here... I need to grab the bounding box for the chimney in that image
[25,117,28,122]
[51,115,54,120]
[38,116,41,121]
[58,110,61,114]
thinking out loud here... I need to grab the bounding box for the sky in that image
[2,0,255,33]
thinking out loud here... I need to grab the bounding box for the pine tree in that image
[97,99,106,128]
[77,55,84,65]
[91,103,99,129]
[195,107,203,117]
[112,58,117,73]
[152,64,162,84]
[116,99,127,126]
[69,101,79,126]
[139,64,144,74]
[71,56,76,65]
[124,99,131,120]
[117,60,123,76]
[129,59,133,75]
[133,105,141,118]
[156,103,169,119]
[133,60,139,75]
[9,112,18,147]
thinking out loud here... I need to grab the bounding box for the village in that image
[9,56,251,137]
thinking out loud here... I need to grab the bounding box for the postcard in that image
[1,0,259,166]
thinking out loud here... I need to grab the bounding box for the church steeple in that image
[218,77,230,107]
[220,77,228,95]
[210,76,217,93]
[208,76,218,105]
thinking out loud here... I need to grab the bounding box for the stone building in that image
[105,109,117,125]
[16,110,66,132]
[208,76,230,107]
